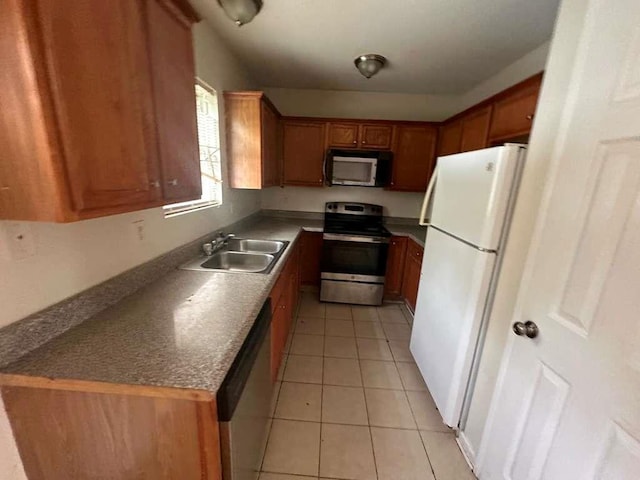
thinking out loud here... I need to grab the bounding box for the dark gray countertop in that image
[1,216,424,394]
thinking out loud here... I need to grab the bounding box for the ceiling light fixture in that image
[354,54,387,79]
[217,0,263,26]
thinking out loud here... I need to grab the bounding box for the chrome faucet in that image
[203,232,235,256]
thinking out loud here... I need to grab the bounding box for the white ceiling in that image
[191,0,560,94]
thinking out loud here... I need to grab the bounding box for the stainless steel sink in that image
[226,238,285,254]
[180,238,289,273]
[200,251,274,273]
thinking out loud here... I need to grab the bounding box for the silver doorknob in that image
[167,179,178,186]
[512,321,539,339]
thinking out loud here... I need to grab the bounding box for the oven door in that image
[321,233,389,282]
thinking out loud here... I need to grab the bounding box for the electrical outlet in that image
[2,222,37,260]
[132,219,146,242]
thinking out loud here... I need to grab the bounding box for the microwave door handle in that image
[370,159,377,186]
[419,165,438,226]
[323,154,328,185]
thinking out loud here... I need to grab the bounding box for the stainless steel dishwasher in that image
[217,300,273,480]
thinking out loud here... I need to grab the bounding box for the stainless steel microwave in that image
[325,149,393,187]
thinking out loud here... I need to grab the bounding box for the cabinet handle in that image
[352,140,357,144]
[362,140,366,144]
[149,180,160,188]
[167,179,178,186]
[526,114,534,120]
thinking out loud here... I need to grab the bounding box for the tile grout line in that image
[357,331,380,480]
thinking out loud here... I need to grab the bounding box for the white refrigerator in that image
[410,144,526,429]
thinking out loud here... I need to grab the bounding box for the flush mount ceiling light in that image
[354,54,387,79]
[217,0,263,26]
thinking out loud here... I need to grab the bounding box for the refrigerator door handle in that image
[419,166,438,226]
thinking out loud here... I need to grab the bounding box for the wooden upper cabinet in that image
[146,0,201,202]
[327,122,394,150]
[437,120,462,157]
[488,74,543,142]
[224,92,281,189]
[459,105,493,153]
[389,125,438,192]
[282,120,326,187]
[261,102,280,187]
[327,123,359,148]
[360,124,394,149]
[0,0,200,222]
[35,0,162,214]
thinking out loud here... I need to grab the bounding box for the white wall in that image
[454,41,550,113]
[263,88,458,122]
[0,21,258,479]
[261,186,424,218]
[460,0,589,463]
[0,23,258,329]
[261,42,550,217]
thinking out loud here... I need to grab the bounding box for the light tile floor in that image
[261,290,476,480]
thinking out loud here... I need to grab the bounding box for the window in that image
[163,81,222,216]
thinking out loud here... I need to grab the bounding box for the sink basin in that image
[179,238,289,274]
[200,252,274,273]
[226,238,285,254]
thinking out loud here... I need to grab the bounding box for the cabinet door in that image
[271,292,288,382]
[459,105,492,153]
[2,386,221,480]
[146,0,201,202]
[327,123,358,148]
[437,120,462,157]
[389,125,437,192]
[288,241,301,316]
[402,240,423,312]
[35,0,162,212]
[384,236,408,298]
[300,231,324,285]
[261,102,280,187]
[401,256,421,313]
[282,121,326,186]
[488,75,542,141]
[360,124,393,149]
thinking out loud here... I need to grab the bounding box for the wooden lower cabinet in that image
[269,238,301,381]
[271,289,289,382]
[384,236,408,299]
[2,384,222,480]
[299,231,323,286]
[401,239,424,312]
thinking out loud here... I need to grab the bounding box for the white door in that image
[477,0,640,478]
[431,146,523,249]
[411,227,496,427]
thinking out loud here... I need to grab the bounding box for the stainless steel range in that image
[320,202,391,305]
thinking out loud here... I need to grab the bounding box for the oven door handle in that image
[323,233,390,244]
